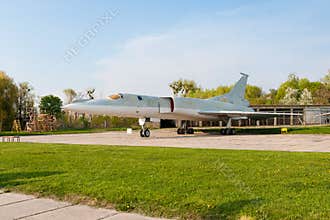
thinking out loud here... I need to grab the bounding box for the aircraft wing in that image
[199,111,302,120]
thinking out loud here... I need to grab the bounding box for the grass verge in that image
[0,143,329,219]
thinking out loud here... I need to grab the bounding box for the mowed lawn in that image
[0,143,329,219]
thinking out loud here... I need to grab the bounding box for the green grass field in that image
[286,126,330,134]
[0,143,329,219]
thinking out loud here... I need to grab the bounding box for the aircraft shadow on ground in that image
[201,198,264,220]
[0,171,64,188]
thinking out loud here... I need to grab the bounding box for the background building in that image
[160,105,330,128]
[248,105,330,126]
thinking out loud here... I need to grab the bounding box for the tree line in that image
[1,70,330,131]
[169,71,330,105]
[0,71,65,131]
[0,71,35,131]
[0,71,136,131]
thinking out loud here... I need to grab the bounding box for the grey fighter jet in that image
[63,73,300,137]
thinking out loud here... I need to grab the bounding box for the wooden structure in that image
[26,114,57,132]
[12,120,22,132]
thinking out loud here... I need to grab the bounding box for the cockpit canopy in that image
[108,93,123,100]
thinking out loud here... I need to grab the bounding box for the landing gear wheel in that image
[187,128,194,134]
[140,129,145,137]
[220,129,226,135]
[221,128,236,135]
[144,129,150,137]
[177,128,185,135]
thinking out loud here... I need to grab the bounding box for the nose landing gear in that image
[139,118,151,138]
[140,128,150,137]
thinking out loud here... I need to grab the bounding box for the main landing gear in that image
[177,121,194,135]
[139,118,151,138]
[177,127,194,135]
[220,118,236,135]
[220,128,236,135]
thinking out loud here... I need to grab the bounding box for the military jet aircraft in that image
[63,73,301,137]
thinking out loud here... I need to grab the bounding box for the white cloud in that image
[96,15,330,96]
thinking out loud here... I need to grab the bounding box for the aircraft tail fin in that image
[209,73,250,106]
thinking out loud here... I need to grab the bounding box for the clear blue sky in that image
[1,0,329,99]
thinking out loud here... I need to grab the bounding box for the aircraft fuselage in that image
[64,93,253,121]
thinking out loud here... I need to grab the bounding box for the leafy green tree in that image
[169,80,183,96]
[0,71,18,131]
[313,85,330,104]
[170,72,330,105]
[187,83,267,104]
[299,88,313,105]
[265,89,278,105]
[39,95,63,118]
[275,73,328,105]
[280,87,299,105]
[321,69,330,87]
[315,70,330,104]
[276,74,300,102]
[245,85,268,104]
[245,85,262,99]
[169,79,200,97]
[187,85,230,99]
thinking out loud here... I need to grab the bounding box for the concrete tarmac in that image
[22,129,330,152]
[0,192,166,220]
